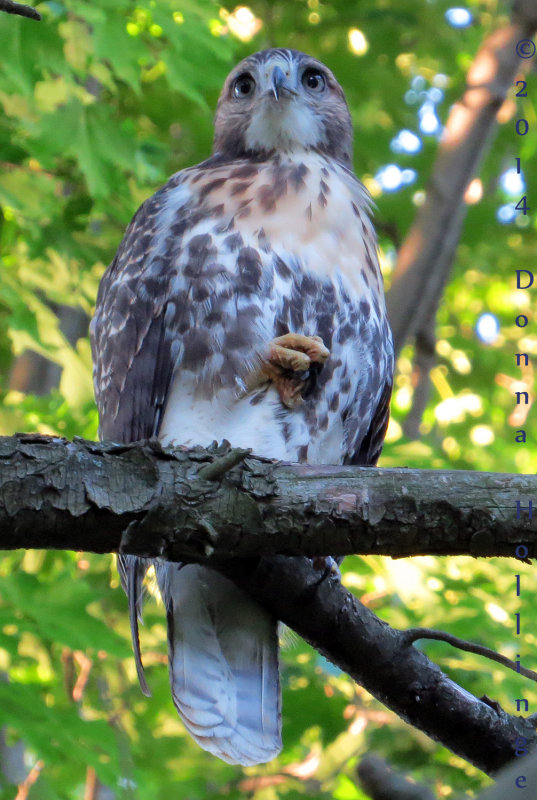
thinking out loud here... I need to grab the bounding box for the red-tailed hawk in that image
[90,48,394,766]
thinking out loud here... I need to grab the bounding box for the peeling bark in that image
[0,434,535,561]
[1,433,537,774]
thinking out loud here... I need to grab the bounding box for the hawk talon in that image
[277,375,307,409]
[245,332,330,408]
[271,333,330,366]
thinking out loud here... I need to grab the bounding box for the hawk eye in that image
[233,73,255,99]
[302,68,326,93]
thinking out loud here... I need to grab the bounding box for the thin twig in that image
[15,760,44,800]
[72,651,93,702]
[83,766,98,800]
[404,627,537,682]
[197,447,251,481]
[0,0,41,20]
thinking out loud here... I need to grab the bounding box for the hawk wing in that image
[90,160,282,766]
[345,379,392,466]
[91,185,182,443]
[91,183,182,700]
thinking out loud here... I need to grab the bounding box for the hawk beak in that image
[270,65,296,100]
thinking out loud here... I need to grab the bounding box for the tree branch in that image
[386,4,537,357]
[2,433,536,774]
[357,755,436,800]
[0,0,40,20]
[402,311,436,440]
[478,747,537,799]
[223,555,536,776]
[0,434,535,561]
[402,628,537,682]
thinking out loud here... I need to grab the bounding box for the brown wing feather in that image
[90,184,187,694]
[90,188,178,444]
[345,380,392,467]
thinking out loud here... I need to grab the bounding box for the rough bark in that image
[222,553,537,776]
[2,434,537,774]
[0,434,535,561]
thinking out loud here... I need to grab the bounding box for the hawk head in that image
[213,48,353,166]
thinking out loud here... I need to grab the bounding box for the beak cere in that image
[270,65,287,101]
[245,58,322,154]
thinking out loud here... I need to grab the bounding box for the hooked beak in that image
[270,65,296,100]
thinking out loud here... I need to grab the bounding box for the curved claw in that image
[244,332,331,409]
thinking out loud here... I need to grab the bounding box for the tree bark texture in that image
[1,433,537,774]
[0,434,535,561]
[223,555,536,776]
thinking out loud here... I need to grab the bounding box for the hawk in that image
[90,48,394,766]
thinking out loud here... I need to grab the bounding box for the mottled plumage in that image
[91,48,394,766]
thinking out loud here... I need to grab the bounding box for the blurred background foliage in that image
[0,0,536,798]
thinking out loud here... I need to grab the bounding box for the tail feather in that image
[118,554,151,697]
[156,562,281,766]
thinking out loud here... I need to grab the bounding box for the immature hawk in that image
[90,48,394,766]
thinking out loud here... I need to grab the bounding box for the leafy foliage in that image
[0,0,536,797]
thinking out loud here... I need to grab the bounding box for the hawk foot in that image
[246,333,330,409]
[270,334,330,370]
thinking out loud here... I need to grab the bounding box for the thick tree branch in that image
[224,555,536,775]
[357,750,537,800]
[0,434,536,561]
[386,1,537,438]
[479,747,537,798]
[2,433,537,774]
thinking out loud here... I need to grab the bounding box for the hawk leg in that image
[246,333,330,409]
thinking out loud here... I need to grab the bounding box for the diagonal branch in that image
[357,755,436,800]
[223,555,537,775]
[386,4,537,357]
[385,2,537,440]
